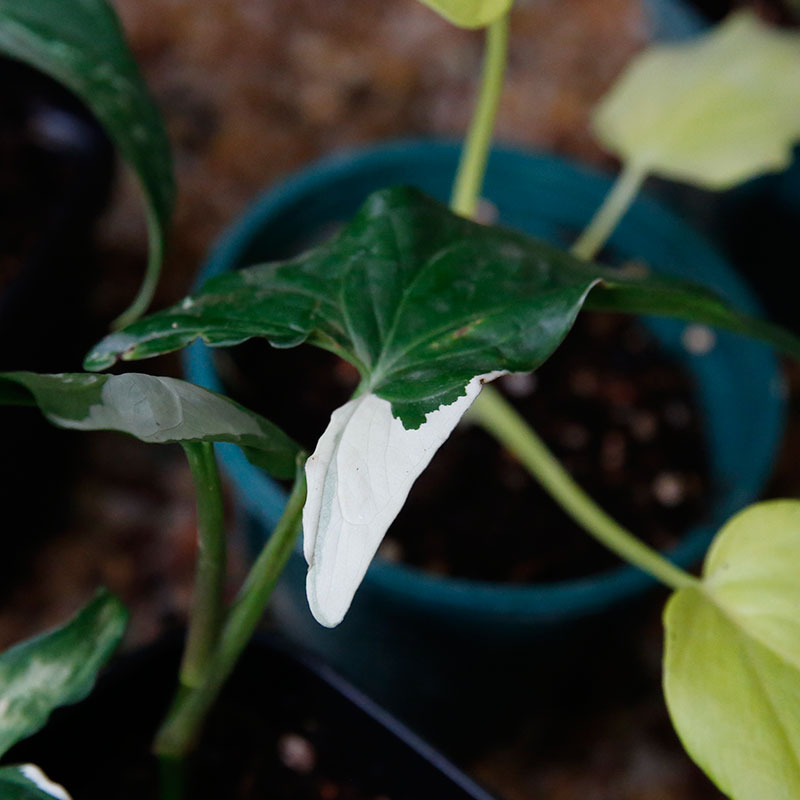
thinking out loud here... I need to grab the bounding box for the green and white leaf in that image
[0,590,126,758]
[416,0,512,28]
[303,372,500,627]
[0,0,175,326]
[83,187,800,628]
[0,372,301,479]
[593,11,800,189]
[85,186,800,430]
[664,500,800,799]
[0,766,71,800]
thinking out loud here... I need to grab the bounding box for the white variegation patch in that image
[19,765,71,800]
[304,373,502,627]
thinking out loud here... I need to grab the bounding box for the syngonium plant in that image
[2,2,800,799]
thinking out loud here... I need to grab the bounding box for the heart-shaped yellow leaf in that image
[593,11,800,189]
[416,0,512,28]
[664,500,800,799]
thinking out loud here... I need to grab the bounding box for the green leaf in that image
[592,11,800,189]
[0,372,301,479]
[664,500,800,799]
[416,0,512,28]
[84,186,800,429]
[0,590,126,758]
[0,0,175,326]
[0,766,72,800]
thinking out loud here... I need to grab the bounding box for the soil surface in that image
[226,310,710,583]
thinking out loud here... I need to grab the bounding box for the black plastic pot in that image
[0,57,114,596]
[6,634,496,800]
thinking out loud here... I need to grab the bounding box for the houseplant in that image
[4,2,800,800]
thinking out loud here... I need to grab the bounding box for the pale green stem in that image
[154,467,307,759]
[450,37,685,589]
[450,14,510,218]
[571,161,648,261]
[468,386,698,591]
[112,204,163,328]
[179,442,227,690]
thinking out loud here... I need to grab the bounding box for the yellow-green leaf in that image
[593,11,800,190]
[664,500,800,799]
[416,0,512,29]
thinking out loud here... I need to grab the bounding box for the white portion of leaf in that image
[303,373,502,627]
[593,10,800,189]
[19,766,71,800]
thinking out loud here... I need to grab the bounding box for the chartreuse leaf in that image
[416,0,512,28]
[0,0,175,326]
[664,501,800,799]
[0,372,301,479]
[85,186,800,429]
[0,766,71,800]
[0,590,126,757]
[593,11,800,189]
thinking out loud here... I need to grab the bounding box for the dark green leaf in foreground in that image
[0,590,126,758]
[85,187,800,429]
[0,0,175,327]
[0,766,72,800]
[0,372,301,479]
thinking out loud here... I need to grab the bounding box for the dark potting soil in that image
[223,310,711,583]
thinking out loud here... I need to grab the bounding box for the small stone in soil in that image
[652,472,685,507]
[630,411,658,442]
[601,431,626,472]
[560,422,590,451]
[681,323,716,355]
[664,401,692,430]
[277,732,316,774]
[377,538,404,563]
[500,372,537,397]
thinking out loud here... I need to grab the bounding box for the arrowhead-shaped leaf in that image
[593,11,800,189]
[85,187,800,430]
[304,374,498,627]
[0,372,301,479]
[416,0,512,28]
[664,501,800,799]
[0,766,71,800]
[0,591,126,758]
[0,0,175,326]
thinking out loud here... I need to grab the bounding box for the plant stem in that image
[450,13,510,218]
[179,442,227,690]
[158,756,185,800]
[448,13,692,589]
[571,162,647,261]
[467,386,698,591]
[154,466,307,759]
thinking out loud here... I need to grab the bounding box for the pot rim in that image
[184,138,786,623]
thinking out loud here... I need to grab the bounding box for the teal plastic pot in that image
[185,141,785,733]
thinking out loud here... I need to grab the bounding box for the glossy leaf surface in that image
[86,187,800,429]
[0,0,175,325]
[593,11,800,189]
[0,591,126,758]
[416,0,512,28]
[0,372,301,479]
[0,766,71,800]
[664,501,800,799]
